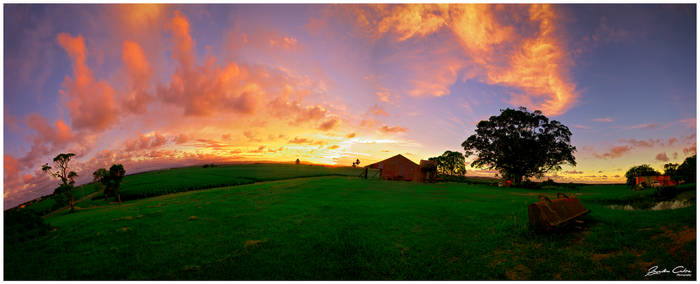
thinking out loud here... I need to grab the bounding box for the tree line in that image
[624,155,696,188]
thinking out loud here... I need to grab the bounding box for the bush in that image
[4,209,51,244]
[521,180,541,189]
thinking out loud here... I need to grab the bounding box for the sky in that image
[3,4,697,208]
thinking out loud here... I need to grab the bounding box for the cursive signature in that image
[645,265,692,277]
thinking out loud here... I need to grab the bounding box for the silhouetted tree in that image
[42,153,78,212]
[429,151,466,176]
[462,107,576,185]
[109,164,126,204]
[663,163,679,181]
[676,155,696,183]
[355,159,361,167]
[624,164,660,187]
[295,158,300,165]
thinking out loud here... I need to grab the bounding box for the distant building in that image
[365,154,436,182]
[636,175,676,188]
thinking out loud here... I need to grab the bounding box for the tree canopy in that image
[92,164,126,203]
[41,153,78,212]
[676,155,696,183]
[429,150,466,176]
[461,107,576,184]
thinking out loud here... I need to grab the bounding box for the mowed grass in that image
[5,175,696,280]
[23,164,365,214]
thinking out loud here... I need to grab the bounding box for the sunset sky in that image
[4,4,697,208]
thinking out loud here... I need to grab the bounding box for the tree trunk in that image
[69,198,74,212]
[116,185,121,205]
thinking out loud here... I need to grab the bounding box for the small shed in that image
[636,176,676,188]
[365,154,420,181]
[418,160,438,183]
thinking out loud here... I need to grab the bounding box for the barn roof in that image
[366,154,419,168]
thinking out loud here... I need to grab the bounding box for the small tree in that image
[295,158,300,165]
[663,163,679,181]
[429,151,466,176]
[355,159,360,167]
[462,107,576,185]
[109,164,126,204]
[624,164,660,187]
[42,153,78,212]
[93,168,111,200]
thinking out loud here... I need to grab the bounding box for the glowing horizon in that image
[4,4,696,208]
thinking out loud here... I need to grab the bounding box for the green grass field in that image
[5,165,696,280]
[22,164,365,215]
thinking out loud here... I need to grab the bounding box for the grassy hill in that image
[4,164,696,280]
[20,164,366,215]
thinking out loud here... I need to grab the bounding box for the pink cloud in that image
[626,123,659,129]
[57,33,119,132]
[683,142,696,155]
[4,154,19,180]
[124,133,168,152]
[157,10,265,116]
[655,152,669,162]
[369,105,389,117]
[593,117,613,122]
[594,145,631,159]
[620,138,662,148]
[121,40,153,114]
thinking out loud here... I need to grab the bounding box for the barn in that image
[636,175,677,188]
[365,154,436,182]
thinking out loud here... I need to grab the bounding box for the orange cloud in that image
[288,137,327,146]
[593,117,613,122]
[158,10,264,116]
[57,33,119,131]
[318,117,339,131]
[122,40,152,113]
[348,4,577,116]
[379,125,407,133]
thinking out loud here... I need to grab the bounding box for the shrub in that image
[521,180,541,189]
[4,209,51,244]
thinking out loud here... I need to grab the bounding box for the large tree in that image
[676,155,696,183]
[41,153,79,212]
[429,150,466,176]
[461,107,576,185]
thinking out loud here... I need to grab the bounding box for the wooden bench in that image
[528,193,590,231]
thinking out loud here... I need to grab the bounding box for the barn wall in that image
[373,155,420,181]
